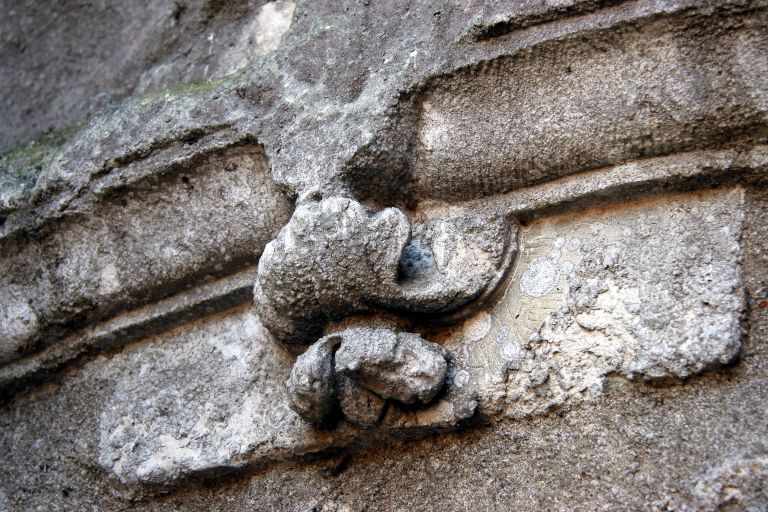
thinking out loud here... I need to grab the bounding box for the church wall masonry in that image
[0,1,767,510]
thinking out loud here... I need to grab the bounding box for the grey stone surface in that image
[1,180,765,507]
[92,307,473,490]
[2,143,762,396]
[335,327,448,405]
[466,0,631,40]
[0,0,296,151]
[84,187,748,495]
[5,0,761,233]
[0,0,767,510]
[692,456,768,511]
[285,326,452,424]
[255,196,516,350]
[94,306,393,490]
[254,197,411,348]
[97,306,299,488]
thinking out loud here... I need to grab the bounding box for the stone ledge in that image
[94,187,745,492]
[414,7,768,201]
[0,145,292,366]
[0,146,762,399]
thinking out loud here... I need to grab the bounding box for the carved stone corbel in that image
[254,196,518,424]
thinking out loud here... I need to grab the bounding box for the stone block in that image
[414,15,767,200]
[0,147,292,365]
[444,188,746,418]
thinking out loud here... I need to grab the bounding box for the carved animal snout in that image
[286,327,448,425]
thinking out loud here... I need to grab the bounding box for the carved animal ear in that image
[255,195,518,350]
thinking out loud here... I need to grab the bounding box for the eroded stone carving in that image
[285,334,340,424]
[256,196,516,424]
[287,327,449,425]
[4,0,765,505]
[254,196,517,352]
[96,189,748,488]
[335,327,447,405]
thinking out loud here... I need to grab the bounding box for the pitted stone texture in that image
[96,308,471,489]
[337,375,387,428]
[536,189,746,382]
[380,355,479,431]
[4,0,762,220]
[254,197,410,348]
[0,147,292,365]
[285,335,341,424]
[255,196,516,350]
[691,456,768,511]
[0,1,765,509]
[442,188,746,418]
[335,327,448,405]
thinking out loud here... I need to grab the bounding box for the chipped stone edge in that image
[420,144,768,221]
[0,268,257,401]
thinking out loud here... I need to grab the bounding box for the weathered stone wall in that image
[1,1,766,510]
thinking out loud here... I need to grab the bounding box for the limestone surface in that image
[255,196,516,351]
[444,188,747,421]
[93,311,471,489]
[0,0,766,510]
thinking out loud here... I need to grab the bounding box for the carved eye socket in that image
[398,239,436,281]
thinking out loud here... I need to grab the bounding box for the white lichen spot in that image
[499,340,522,362]
[463,312,492,342]
[453,369,470,388]
[520,256,560,297]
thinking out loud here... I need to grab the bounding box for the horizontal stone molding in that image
[0,145,764,399]
[0,268,256,401]
[412,7,768,201]
[0,145,292,366]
